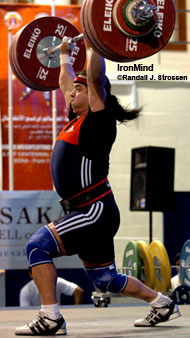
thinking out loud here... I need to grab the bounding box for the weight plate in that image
[180,239,190,288]
[86,0,134,62]
[113,0,158,37]
[89,0,176,61]
[81,0,128,62]
[9,16,86,91]
[172,285,190,305]
[137,240,155,289]
[10,24,57,91]
[123,241,141,278]
[149,240,171,292]
[80,0,117,61]
[36,36,62,69]
[10,28,49,91]
[9,29,36,89]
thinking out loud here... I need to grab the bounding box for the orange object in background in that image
[0,3,83,190]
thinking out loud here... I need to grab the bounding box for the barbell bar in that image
[9,16,86,91]
[43,33,84,55]
[9,0,176,91]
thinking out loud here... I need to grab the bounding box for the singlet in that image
[50,106,116,199]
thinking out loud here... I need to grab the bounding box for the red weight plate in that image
[113,0,158,37]
[14,16,86,90]
[84,0,133,62]
[80,0,115,60]
[10,25,56,91]
[11,26,49,90]
[87,0,137,62]
[90,0,176,61]
[87,0,135,62]
[80,0,105,56]
[16,17,86,90]
[9,27,56,90]
[81,0,124,62]
[9,29,38,90]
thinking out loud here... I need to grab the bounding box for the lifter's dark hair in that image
[69,71,141,122]
[105,75,141,123]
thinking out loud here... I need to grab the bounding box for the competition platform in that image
[0,302,189,338]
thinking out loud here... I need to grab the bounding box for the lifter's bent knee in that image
[26,225,61,267]
[85,262,128,293]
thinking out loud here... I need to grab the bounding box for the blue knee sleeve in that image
[85,262,128,293]
[26,225,61,268]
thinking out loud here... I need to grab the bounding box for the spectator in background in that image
[171,253,181,291]
[19,268,83,307]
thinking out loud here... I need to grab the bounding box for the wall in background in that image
[108,80,190,266]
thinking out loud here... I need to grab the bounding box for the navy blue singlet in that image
[50,108,116,199]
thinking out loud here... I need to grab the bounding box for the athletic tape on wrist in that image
[60,54,71,65]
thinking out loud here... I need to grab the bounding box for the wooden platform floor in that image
[0,303,189,337]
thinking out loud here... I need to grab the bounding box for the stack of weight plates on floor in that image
[122,239,171,292]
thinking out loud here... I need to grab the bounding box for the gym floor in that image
[0,302,189,337]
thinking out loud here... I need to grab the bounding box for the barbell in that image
[9,0,176,91]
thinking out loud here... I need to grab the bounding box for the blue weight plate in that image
[180,239,190,287]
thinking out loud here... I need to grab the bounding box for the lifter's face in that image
[70,83,89,116]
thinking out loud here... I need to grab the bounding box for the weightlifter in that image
[15,38,181,335]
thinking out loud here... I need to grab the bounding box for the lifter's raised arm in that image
[59,37,76,110]
[87,49,107,112]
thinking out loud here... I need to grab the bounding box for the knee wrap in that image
[85,262,128,293]
[26,225,61,268]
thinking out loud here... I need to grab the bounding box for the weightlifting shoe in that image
[15,310,67,335]
[134,299,181,327]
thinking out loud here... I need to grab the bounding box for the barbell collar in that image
[131,0,157,25]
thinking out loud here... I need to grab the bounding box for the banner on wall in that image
[0,190,83,270]
[0,3,83,190]
[0,190,64,269]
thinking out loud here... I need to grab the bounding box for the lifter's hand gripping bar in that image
[44,33,84,55]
